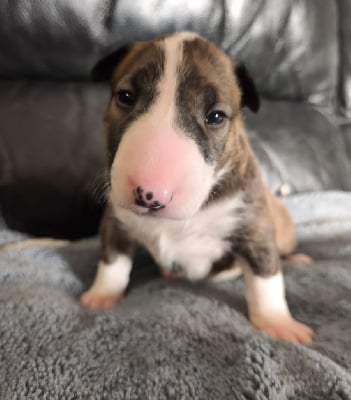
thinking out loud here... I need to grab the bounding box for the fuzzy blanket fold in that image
[0,191,350,399]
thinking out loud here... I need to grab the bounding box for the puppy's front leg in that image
[238,225,314,344]
[80,207,135,309]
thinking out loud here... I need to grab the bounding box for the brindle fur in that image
[98,42,165,167]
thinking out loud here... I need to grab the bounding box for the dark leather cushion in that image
[340,124,351,171]
[0,80,107,239]
[338,0,351,117]
[0,0,338,108]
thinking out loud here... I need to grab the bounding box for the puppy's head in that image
[93,32,259,219]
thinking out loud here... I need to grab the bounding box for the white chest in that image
[115,194,244,280]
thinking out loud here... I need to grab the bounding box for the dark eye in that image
[205,110,227,127]
[115,90,135,108]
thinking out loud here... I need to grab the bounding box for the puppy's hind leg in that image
[267,190,313,264]
[266,189,296,256]
[80,206,135,309]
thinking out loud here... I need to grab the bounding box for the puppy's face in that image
[94,33,259,219]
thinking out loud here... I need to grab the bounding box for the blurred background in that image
[0,0,350,239]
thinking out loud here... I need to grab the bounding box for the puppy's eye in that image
[205,110,227,127]
[115,90,135,108]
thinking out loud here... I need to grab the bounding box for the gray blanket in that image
[0,191,350,399]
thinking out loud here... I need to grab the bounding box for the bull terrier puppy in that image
[80,32,314,344]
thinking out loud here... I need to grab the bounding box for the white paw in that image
[79,289,124,309]
[251,314,314,344]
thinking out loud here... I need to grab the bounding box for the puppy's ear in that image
[234,63,260,113]
[91,45,131,82]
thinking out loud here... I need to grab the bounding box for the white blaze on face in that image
[110,32,216,219]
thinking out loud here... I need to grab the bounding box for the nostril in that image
[133,186,144,201]
[135,198,148,208]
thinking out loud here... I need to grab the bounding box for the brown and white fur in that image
[80,32,314,344]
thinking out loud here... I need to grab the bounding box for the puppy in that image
[80,32,314,344]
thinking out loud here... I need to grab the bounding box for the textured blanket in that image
[0,191,350,399]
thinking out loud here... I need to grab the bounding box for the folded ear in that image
[91,45,131,81]
[234,63,260,113]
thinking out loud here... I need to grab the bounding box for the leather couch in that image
[0,0,350,239]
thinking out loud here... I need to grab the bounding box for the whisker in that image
[89,169,111,206]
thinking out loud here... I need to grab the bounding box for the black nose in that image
[133,187,165,211]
